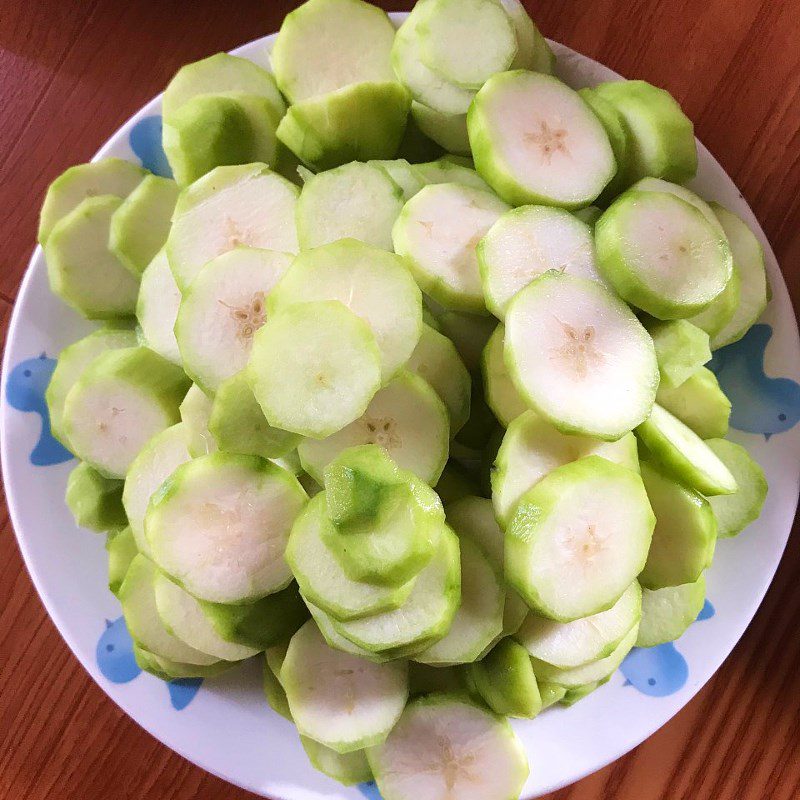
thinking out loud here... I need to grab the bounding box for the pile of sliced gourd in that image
[39,0,771,796]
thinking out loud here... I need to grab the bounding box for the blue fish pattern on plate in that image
[129,115,173,178]
[710,324,800,439]
[357,781,383,800]
[96,616,202,710]
[4,353,73,466]
[620,600,715,697]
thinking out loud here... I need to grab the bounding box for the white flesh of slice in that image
[136,249,182,365]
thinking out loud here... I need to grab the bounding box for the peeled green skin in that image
[65,462,127,532]
[262,656,293,721]
[468,638,542,718]
[636,575,706,648]
[595,190,733,320]
[277,81,411,171]
[638,460,717,589]
[411,101,470,156]
[590,80,698,186]
[538,682,567,708]
[705,439,768,539]
[656,367,731,440]
[209,371,301,460]
[643,317,711,389]
[197,582,309,650]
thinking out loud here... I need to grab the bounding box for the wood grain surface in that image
[1,2,799,798]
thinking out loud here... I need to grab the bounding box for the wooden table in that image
[1,1,799,798]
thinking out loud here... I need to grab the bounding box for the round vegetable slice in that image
[478,204,604,319]
[146,453,307,603]
[287,493,417,621]
[296,161,405,251]
[504,271,659,440]
[638,460,717,589]
[65,463,126,532]
[491,410,640,524]
[414,158,492,192]
[305,599,394,663]
[438,309,496,373]
[516,581,642,668]
[136,249,182,365]
[468,70,616,207]
[368,694,529,800]
[467,638,542,718]
[298,370,449,485]
[300,736,373,786]
[636,575,706,648]
[643,317,711,389]
[248,300,382,440]
[63,347,189,479]
[595,190,733,319]
[406,323,471,436]
[392,182,509,313]
[175,247,292,392]
[122,423,192,557]
[415,537,504,665]
[705,438,768,538]
[411,102,470,156]
[636,404,738,496]
[481,325,528,427]
[179,383,217,458]
[282,620,408,753]
[655,366,731,440]
[506,456,655,622]
[46,325,138,446]
[267,238,423,383]
[107,527,138,597]
[167,163,299,290]
[499,0,554,73]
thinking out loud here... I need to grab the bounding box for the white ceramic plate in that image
[2,16,800,800]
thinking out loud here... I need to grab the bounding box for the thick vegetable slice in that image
[268,238,423,382]
[531,624,638,688]
[636,404,737,495]
[393,182,509,313]
[370,158,427,199]
[438,309,496,373]
[122,423,191,556]
[153,570,259,661]
[468,71,616,207]
[708,203,769,349]
[298,370,449,485]
[468,638,542,718]
[263,653,293,720]
[120,554,219,665]
[249,300,382,439]
[445,495,528,635]
[136,249,182,365]
[38,158,146,245]
[270,0,396,103]
[332,527,461,654]
[287,493,417,621]
[408,662,469,697]
[478,204,604,319]
[175,247,292,392]
[368,694,529,800]
[644,317,711,388]
[305,600,393,662]
[414,158,491,192]
[630,177,726,236]
[705,439,768,538]
[209,372,300,460]
[504,272,659,440]
[417,0,517,90]
[638,460,717,589]
[415,537,504,665]
[411,102,470,156]
[162,52,285,120]
[406,324,471,436]
[109,175,179,275]
[590,80,697,185]
[656,367,731,440]
[133,645,230,680]
[63,347,189,479]
[277,81,411,171]
[506,456,654,621]
[636,575,706,648]
[107,527,138,597]
[146,453,307,603]
[197,582,308,651]
[44,196,141,320]
[596,190,733,319]
[46,326,138,446]
[65,462,126,532]
[167,163,299,290]
[300,736,373,785]
[539,682,567,709]
[282,620,408,753]
[516,581,641,668]
[296,161,405,250]
[481,325,528,427]
[499,0,554,73]
[179,384,217,457]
